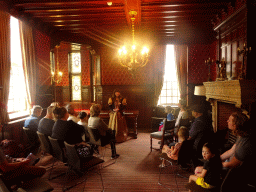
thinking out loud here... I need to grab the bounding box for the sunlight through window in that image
[157,45,180,107]
[8,17,28,118]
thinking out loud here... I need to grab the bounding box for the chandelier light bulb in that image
[58,71,63,76]
[141,47,149,54]
[132,45,136,51]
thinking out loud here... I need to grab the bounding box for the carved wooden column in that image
[208,99,218,133]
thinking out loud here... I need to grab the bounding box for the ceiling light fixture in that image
[118,10,149,75]
[107,2,112,6]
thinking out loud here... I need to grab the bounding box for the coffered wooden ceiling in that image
[8,0,234,48]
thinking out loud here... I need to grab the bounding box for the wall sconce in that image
[51,45,63,84]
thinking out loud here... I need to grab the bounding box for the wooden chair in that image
[150,118,175,152]
[63,142,105,191]
[47,136,67,180]
[158,139,195,191]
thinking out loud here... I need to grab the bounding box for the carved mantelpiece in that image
[204,80,256,108]
[203,80,256,132]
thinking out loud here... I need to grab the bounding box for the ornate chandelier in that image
[118,10,149,74]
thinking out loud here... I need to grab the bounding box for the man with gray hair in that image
[24,105,43,132]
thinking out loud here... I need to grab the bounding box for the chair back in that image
[23,127,40,146]
[37,131,52,154]
[179,118,190,128]
[64,141,80,170]
[48,136,66,162]
[87,126,102,146]
[165,120,175,131]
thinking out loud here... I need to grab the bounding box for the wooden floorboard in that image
[38,132,191,192]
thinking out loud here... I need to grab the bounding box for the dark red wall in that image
[188,42,217,84]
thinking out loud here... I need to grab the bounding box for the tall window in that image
[70,48,82,101]
[158,45,180,107]
[8,16,28,118]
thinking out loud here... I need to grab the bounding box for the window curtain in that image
[0,10,10,124]
[153,45,166,106]
[19,20,37,108]
[174,45,188,101]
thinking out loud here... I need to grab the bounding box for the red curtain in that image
[174,45,188,102]
[152,45,166,106]
[19,20,37,109]
[0,9,10,124]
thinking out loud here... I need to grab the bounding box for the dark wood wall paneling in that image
[214,2,256,81]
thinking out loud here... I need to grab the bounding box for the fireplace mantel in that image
[203,80,256,108]
[203,80,256,132]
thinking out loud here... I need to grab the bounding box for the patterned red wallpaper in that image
[81,46,90,86]
[101,46,158,85]
[33,29,51,86]
[188,42,217,84]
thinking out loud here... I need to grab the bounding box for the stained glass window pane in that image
[71,52,81,73]
[72,76,81,101]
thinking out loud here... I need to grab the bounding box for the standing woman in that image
[108,90,128,143]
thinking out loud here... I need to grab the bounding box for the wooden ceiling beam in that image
[22,6,124,13]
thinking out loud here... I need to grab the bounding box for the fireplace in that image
[203,80,256,132]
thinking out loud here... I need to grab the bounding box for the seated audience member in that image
[188,104,214,160]
[220,112,255,191]
[160,126,189,167]
[77,111,89,141]
[50,102,60,107]
[24,105,43,132]
[88,104,119,159]
[158,106,175,131]
[38,105,55,137]
[51,107,93,159]
[0,147,46,188]
[65,104,79,123]
[175,99,189,128]
[187,142,222,191]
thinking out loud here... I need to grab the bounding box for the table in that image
[99,110,139,139]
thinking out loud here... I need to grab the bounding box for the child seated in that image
[159,126,189,167]
[158,106,175,131]
[187,142,222,191]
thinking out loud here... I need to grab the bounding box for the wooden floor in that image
[37,132,191,192]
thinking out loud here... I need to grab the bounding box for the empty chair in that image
[150,118,175,152]
[47,136,67,180]
[63,141,104,191]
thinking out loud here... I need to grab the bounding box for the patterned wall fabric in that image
[33,29,51,86]
[188,42,217,84]
[100,46,155,85]
[81,47,90,86]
